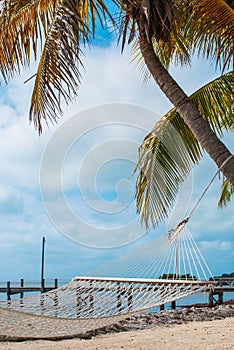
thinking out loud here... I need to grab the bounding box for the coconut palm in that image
[131,0,234,226]
[0,0,233,185]
[125,0,234,186]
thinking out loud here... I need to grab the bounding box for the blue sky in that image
[0,27,233,283]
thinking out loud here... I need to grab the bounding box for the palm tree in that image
[126,0,234,227]
[125,0,234,186]
[0,0,233,185]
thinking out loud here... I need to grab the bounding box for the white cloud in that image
[200,240,232,251]
[0,184,24,215]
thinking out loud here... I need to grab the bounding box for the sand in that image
[0,317,233,350]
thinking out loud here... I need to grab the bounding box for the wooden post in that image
[41,237,46,287]
[175,237,179,278]
[54,277,59,316]
[89,282,94,316]
[41,278,45,293]
[20,279,24,299]
[117,283,122,312]
[128,285,133,310]
[20,279,24,307]
[171,300,176,310]
[160,304,165,311]
[209,290,214,307]
[218,292,223,305]
[7,281,11,301]
[54,290,58,317]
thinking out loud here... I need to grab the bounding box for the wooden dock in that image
[208,278,234,307]
[0,279,58,300]
[209,288,234,306]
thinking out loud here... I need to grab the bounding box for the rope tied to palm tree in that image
[167,153,234,244]
[186,154,234,219]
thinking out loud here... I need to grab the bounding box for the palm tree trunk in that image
[138,26,234,185]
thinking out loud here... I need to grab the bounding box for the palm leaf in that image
[29,0,88,133]
[185,0,234,71]
[130,0,234,83]
[0,0,53,80]
[0,0,114,133]
[135,72,234,228]
[218,178,234,208]
[191,73,234,135]
[192,0,234,34]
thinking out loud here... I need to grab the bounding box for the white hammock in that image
[0,223,215,321]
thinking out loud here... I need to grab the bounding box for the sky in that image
[0,24,233,284]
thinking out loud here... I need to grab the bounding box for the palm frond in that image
[191,72,234,135]
[135,115,202,229]
[193,0,234,34]
[29,0,87,134]
[0,0,114,133]
[218,178,234,207]
[185,0,234,71]
[127,0,234,82]
[135,72,234,228]
[118,0,177,52]
[0,0,53,80]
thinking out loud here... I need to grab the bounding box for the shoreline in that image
[0,317,233,350]
[0,304,233,342]
[87,303,234,337]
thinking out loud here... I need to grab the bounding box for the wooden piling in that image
[209,290,214,307]
[7,281,11,301]
[218,291,223,305]
[117,283,122,311]
[89,282,94,316]
[20,279,24,307]
[128,285,133,310]
[171,300,176,309]
[41,278,45,293]
[54,290,58,317]
[20,279,24,299]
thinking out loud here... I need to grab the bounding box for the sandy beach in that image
[0,317,233,350]
[0,305,233,349]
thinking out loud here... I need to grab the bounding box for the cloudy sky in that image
[0,23,233,285]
